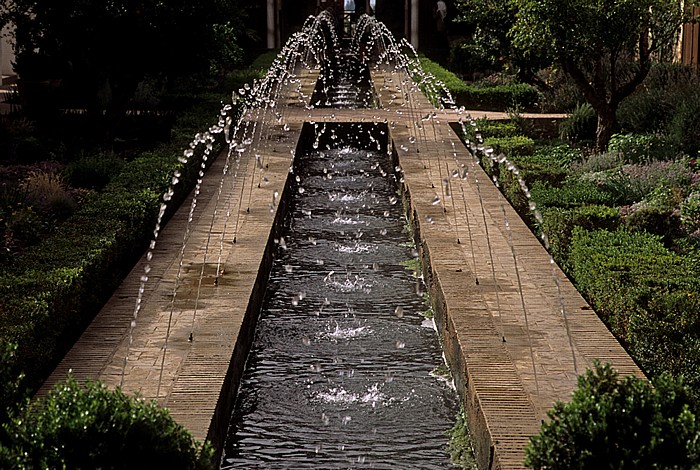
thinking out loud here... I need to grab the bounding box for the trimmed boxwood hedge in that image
[568,228,700,400]
[0,86,247,391]
[416,57,541,111]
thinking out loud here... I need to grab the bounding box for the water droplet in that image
[394,306,404,318]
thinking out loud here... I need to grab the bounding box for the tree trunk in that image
[595,105,618,152]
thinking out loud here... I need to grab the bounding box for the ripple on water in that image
[222,137,458,468]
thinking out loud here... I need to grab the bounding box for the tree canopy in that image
[510,0,691,150]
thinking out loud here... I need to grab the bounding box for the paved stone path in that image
[40,64,641,469]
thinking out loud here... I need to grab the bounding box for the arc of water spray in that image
[501,203,540,397]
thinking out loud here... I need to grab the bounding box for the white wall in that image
[1,23,16,84]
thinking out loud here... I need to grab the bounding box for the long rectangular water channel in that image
[220,123,460,468]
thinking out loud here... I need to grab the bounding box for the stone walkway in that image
[39,64,641,469]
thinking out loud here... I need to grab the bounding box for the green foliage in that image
[531,179,617,209]
[484,135,535,157]
[446,408,478,469]
[511,0,688,149]
[2,376,214,469]
[568,228,700,380]
[607,133,680,163]
[559,102,596,145]
[680,191,700,238]
[617,62,700,135]
[538,205,620,269]
[0,77,236,390]
[624,198,682,243]
[525,361,700,469]
[599,159,692,206]
[448,36,502,78]
[416,56,540,110]
[63,153,126,190]
[452,0,549,82]
[668,88,700,156]
[0,341,26,435]
[209,21,246,76]
[458,83,541,111]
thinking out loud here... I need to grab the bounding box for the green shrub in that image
[2,376,214,469]
[559,102,596,145]
[680,191,700,238]
[416,55,541,111]
[617,62,699,134]
[607,133,679,163]
[624,203,682,242]
[484,135,535,157]
[21,170,76,221]
[446,408,478,469]
[474,119,519,139]
[525,362,700,469]
[568,228,700,351]
[538,205,620,268]
[492,149,574,215]
[0,80,234,390]
[600,160,692,206]
[457,83,541,111]
[63,153,126,190]
[628,292,700,399]
[448,39,501,77]
[668,88,700,156]
[531,178,616,209]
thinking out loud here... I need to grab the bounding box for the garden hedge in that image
[0,86,248,392]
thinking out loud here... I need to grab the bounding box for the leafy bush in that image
[531,178,617,209]
[570,151,623,174]
[559,102,596,145]
[416,56,541,111]
[63,153,126,190]
[601,160,692,205]
[668,88,700,156]
[537,205,620,268]
[474,119,519,139]
[607,133,680,163]
[448,38,501,77]
[525,362,700,469]
[1,376,214,469]
[0,84,233,390]
[491,149,574,215]
[617,62,699,134]
[485,135,535,158]
[568,228,700,371]
[458,83,541,111]
[680,191,700,238]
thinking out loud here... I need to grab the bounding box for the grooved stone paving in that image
[39,63,642,470]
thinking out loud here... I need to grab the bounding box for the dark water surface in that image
[220,131,459,468]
